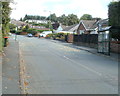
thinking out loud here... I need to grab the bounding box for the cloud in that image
[10,0,110,20]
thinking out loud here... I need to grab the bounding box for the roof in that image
[80,20,98,30]
[52,22,60,30]
[10,19,27,26]
[63,24,79,32]
[97,19,108,27]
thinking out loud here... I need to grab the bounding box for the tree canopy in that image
[23,15,46,21]
[23,13,79,26]
[2,2,11,37]
[80,14,92,20]
[108,1,120,26]
[108,1,120,40]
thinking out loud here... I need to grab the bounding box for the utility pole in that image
[44,10,52,31]
[0,2,2,53]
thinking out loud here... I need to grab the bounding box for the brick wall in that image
[67,34,73,43]
[110,42,120,53]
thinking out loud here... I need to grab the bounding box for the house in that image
[25,19,49,24]
[52,22,60,30]
[53,23,66,33]
[97,19,109,31]
[10,19,28,29]
[62,24,79,34]
[77,20,98,35]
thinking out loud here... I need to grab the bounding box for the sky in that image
[10,0,112,20]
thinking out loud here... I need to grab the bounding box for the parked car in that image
[27,33,33,37]
[39,31,52,37]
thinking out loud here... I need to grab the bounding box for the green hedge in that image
[46,33,69,40]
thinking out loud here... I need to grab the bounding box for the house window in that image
[80,30,84,34]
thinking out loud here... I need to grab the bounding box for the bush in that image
[46,33,68,40]
[16,30,22,35]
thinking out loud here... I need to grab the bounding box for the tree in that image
[22,24,29,32]
[57,14,79,26]
[67,14,79,26]
[1,2,11,47]
[108,1,120,40]
[80,14,92,20]
[47,13,57,22]
[23,15,47,21]
[57,14,69,25]
[2,2,11,37]
[9,23,16,33]
[108,1,120,26]
[23,14,28,21]
[19,17,23,21]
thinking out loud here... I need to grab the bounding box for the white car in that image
[40,31,52,37]
[27,33,33,37]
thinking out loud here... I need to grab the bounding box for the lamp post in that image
[44,10,52,31]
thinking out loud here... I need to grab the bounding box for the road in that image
[17,35,118,94]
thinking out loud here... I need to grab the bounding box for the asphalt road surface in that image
[17,35,118,94]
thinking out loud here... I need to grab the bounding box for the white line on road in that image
[63,55,102,76]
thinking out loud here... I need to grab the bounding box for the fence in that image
[73,34,98,48]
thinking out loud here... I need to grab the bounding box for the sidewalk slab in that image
[74,45,119,61]
[2,39,21,94]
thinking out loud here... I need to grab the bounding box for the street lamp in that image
[43,10,52,31]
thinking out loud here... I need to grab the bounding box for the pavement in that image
[2,38,21,94]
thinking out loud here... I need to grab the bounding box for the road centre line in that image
[48,47,103,76]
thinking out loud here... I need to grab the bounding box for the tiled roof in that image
[81,20,98,30]
[11,19,27,26]
[63,24,79,31]
[97,19,108,27]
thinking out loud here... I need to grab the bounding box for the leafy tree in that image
[108,1,120,40]
[67,14,79,26]
[80,14,92,20]
[19,17,23,21]
[57,14,69,25]
[1,2,11,47]
[108,1,120,26]
[22,24,29,32]
[9,23,16,33]
[47,13,57,22]
[2,2,11,37]
[23,15,46,21]
[23,14,28,21]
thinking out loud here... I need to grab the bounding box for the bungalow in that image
[77,20,98,35]
[97,19,109,31]
[62,24,79,34]
[25,19,49,24]
[53,23,66,33]
[10,19,28,29]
